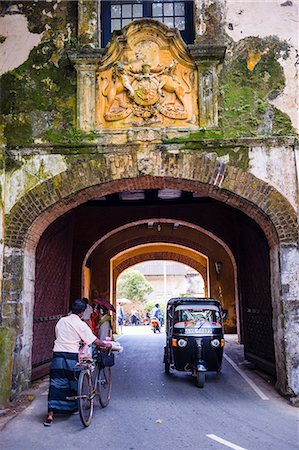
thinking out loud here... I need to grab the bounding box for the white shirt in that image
[53,313,97,353]
[82,304,93,321]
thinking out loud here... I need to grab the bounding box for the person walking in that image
[151,303,163,325]
[117,302,125,334]
[44,299,112,426]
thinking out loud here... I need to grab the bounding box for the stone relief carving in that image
[101,59,192,123]
[96,22,198,129]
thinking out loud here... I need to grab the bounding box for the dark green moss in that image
[0,39,76,148]
[0,1,78,149]
[217,38,297,138]
[4,118,33,148]
[164,37,297,149]
[43,127,97,146]
[272,108,295,136]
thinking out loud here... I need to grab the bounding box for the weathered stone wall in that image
[0,1,298,400]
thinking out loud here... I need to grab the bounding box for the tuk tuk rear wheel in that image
[196,372,205,388]
[164,361,170,375]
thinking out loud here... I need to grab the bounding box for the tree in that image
[117,269,153,304]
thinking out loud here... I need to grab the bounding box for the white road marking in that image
[207,434,247,450]
[114,335,124,341]
[224,354,269,400]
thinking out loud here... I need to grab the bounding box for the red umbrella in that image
[94,298,116,313]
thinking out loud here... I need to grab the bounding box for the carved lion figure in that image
[159,60,192,109]
[101,63,134,112]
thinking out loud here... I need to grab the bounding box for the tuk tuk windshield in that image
[173,304,222,329]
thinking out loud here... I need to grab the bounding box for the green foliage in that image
[117,269,153,304]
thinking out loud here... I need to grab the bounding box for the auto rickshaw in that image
[163,298,225,388]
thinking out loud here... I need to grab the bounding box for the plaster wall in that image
[249,145,298,211]
[0,14,41,75]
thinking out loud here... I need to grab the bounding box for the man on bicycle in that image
[44,299,112,426]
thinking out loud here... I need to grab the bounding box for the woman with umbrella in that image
[92,298,116,340]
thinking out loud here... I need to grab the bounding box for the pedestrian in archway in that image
[44,299,112,426]
[117,302,125,334]
[93,298,116,340]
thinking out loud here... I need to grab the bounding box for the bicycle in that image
[67,349,113,427]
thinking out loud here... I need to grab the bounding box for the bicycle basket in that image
[98,351,115,367]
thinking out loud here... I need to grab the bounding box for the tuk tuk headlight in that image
[178,339,187,348]
[211,339,220,348]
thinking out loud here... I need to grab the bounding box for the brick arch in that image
[3,152,296,397]
[114,252,208,287]
[5,153,297,250]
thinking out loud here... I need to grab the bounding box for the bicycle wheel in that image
[98,366,112,408]
[78,369,94,427]
[91,364,100,403]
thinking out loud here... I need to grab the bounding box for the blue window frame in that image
[101,0,194,47]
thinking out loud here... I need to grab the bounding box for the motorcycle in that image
[151,317,161,333]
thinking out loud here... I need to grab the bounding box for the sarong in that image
[48,352,79,414]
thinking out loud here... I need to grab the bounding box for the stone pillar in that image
[0,141,4,308]
[75,62,97,131]
[1,246,31,396]
[189,45,226,129]
[78,0,99,48]
[278,245,299,397]
[193,0,225,45]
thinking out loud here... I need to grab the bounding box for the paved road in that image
[1,328,298,450]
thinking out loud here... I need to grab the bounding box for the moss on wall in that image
[0,40,76,147]
[0,7,297,155]
[0,1,77,148]
[0,327,16,405]
[219,36,296,138]
[164,36,296,167]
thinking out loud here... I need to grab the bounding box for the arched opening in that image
[114,259,206,329]
[4,151,297,395]
[30,187,274,382]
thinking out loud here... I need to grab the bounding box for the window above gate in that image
[101,1,194,47]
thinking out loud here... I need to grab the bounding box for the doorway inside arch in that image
[115,260,206,330]
[31,188,275,381]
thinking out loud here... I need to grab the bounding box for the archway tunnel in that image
[31,187,275,382]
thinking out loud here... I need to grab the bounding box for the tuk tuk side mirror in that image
[222,309,228,321]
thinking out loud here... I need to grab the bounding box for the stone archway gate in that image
[0,139,298,399]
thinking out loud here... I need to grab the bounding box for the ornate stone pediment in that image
[96,20,198,129]
[69,19,226,137]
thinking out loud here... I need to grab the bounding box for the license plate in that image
[185,328,213,335]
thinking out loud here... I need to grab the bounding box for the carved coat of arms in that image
[96,21,198,128]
